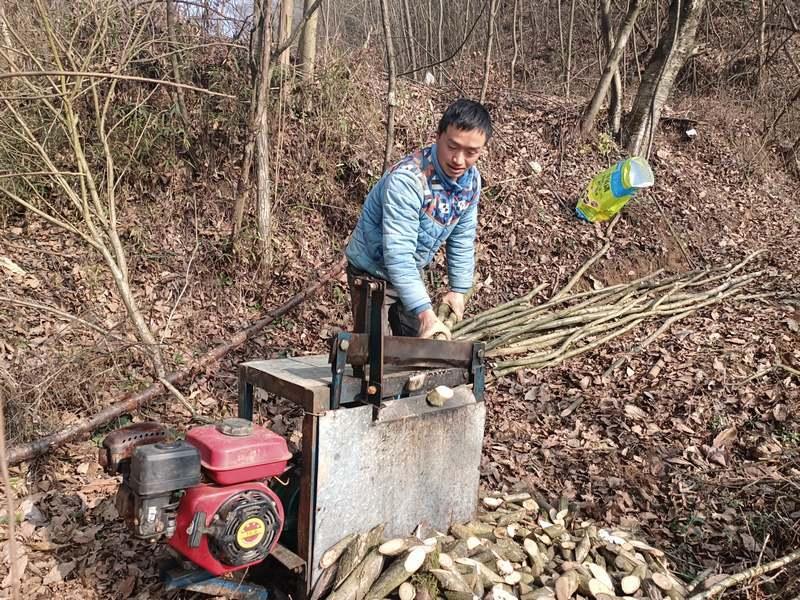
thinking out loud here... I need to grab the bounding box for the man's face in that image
[436,125,487,180]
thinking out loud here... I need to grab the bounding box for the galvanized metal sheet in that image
[309,386,484,585]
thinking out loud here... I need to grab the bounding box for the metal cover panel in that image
[310,386,484,585]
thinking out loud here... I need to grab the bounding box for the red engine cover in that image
[169,481,284,576]
[186,419,291,485]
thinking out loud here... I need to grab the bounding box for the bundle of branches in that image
[452,252,766,379]
[313,491,692,600]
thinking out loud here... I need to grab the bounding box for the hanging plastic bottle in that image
[576,157,654,223]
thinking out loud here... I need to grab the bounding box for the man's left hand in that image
[442,291,466,322]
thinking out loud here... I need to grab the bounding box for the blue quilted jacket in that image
[345,144,481,315]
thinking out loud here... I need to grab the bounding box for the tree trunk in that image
[254,0,273,268]
[278,0,294,68]
[600,0,623,133]
[401,0,417,80]
[480,0,498,103]
[165,0,190,128]
[298,0,320,80]
[623,0,708,156]
[379,0,397,172]
[437,0,444,82]
[0,0,13,63]
[510,0,519,88]
[231,1,264,241]
[565,0,577,97]
[756,0,766,94]
[580,0,641,136]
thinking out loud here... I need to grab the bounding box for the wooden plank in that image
[240,359,331,412]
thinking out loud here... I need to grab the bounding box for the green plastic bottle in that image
[576,157,654,223]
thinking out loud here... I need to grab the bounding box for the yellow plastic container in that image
[576,157,654,223]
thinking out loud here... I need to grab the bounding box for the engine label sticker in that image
[236,517,266,549]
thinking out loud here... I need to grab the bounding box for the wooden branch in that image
[0,296,128,342]
[272,0,323,58]
[0,71,235,98]
[7,257,346,465]
[0,371,21,600]
[688,548,800,599]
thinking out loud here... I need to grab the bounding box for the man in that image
[345,99,492,339]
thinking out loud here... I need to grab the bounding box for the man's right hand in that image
[418,309,452,340]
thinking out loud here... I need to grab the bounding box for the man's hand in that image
[441,291,466,322]
[418,309,452,340]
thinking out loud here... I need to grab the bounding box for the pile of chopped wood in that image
[313,492,694,600]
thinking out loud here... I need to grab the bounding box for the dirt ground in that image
[1,80,799,599]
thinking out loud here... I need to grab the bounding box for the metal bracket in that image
[329,332,352,410]
[161,559,270,599]
[344,276,385,412]
[470,342,486,401]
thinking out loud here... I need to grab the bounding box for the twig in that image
[649,191,696,268]
[0,369,20,600]
[160,195,200,345]
[551,238,612,301]
[158,377,196,417]
[687,569,714,593]
[776,362,800,378]
[7,257,346,465]
[688,548,800,599]
[0,296,129,343]
[0,70,235,98]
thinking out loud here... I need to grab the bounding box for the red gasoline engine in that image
[99,418,291,576]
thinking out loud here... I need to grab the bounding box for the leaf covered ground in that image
[1,67,799,598]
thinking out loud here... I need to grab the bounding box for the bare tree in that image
[580,0,642,136]
[254,0,273,265]
[480,0,498,103]
[278,0,294,67]
[600,0,623,133]
[165,0,190,128]
[756,0,767,94]
[565,0,577,97]
[0,0,12,57]
[510,0,520,88]
[379,0,397,171]
[0,0,197,377]
[401,0,417,80]
[298,0,320,79]
[623,0,708,155]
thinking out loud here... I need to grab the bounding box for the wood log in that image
[554,570,579,600]
[430,568,472,593]
[321,534,357,569]
[398,582,416,600]
[364,547,427,600]
[379,537,421,557]
[327,549,385,600]
[426,385,454,407]
[310,564,338,600]
[8,256,347,465]
[335,525,386,588]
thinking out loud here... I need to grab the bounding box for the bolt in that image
[477,349,485,358]
[368,282,377,291]
[340,339,350,351]
[367,385,378,395]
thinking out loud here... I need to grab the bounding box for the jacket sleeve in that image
[382,171,432,315]
[445,179,480,293]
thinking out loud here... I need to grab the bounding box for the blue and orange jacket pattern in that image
[345,144,481,314]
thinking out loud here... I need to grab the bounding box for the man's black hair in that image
[437,99,493,140]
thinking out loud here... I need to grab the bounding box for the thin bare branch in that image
[0,71,236,98]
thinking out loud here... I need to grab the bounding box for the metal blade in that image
[345,335,474,368]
